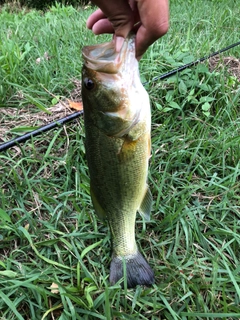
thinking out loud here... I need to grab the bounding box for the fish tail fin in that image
[109,251,154,288]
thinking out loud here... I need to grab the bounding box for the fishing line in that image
[0,40,240,153]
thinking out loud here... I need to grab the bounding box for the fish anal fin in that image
[138,185,152,221]
[90,185,107,220]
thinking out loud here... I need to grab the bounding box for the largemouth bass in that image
[82,34,154,288]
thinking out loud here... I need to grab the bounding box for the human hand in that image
[86,0,169,60]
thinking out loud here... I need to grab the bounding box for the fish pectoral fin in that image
[138,185,152,222]
[90,185,107,220]
[118,139,137,158]
[148,135,151,159]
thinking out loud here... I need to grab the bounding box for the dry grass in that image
[209,56,240,81]
[0,80,82,143]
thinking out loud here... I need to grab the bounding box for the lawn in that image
[0,1,240,319]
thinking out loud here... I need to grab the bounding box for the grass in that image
[0,0,240,319]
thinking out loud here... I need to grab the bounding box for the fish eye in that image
[84,78,95,90]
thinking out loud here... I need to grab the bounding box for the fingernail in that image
[115,36,125,52]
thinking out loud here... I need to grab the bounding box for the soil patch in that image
[209,55,240,81]
[0,80,82,143]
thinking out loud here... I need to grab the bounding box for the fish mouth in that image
[82,33,136,74]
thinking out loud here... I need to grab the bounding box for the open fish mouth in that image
[82,33,136,74]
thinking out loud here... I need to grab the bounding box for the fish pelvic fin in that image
[109,251,154,288]
[138,185,152,222]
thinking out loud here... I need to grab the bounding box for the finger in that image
[90,0,134,38]
[135,0,169,58]
[86,9,106,29]
[91,19,115,34]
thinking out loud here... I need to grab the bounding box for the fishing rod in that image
[0,40,240,153]
[0,111,83,152]
[149,40,240,83]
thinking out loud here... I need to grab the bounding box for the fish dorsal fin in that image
[138,186,152,221]
[90,185,107,220]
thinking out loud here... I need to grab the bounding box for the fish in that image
[81,33,154,288]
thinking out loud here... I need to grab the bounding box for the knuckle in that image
[150,21,169,39]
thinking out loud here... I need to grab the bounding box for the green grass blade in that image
[0,289,25,320]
